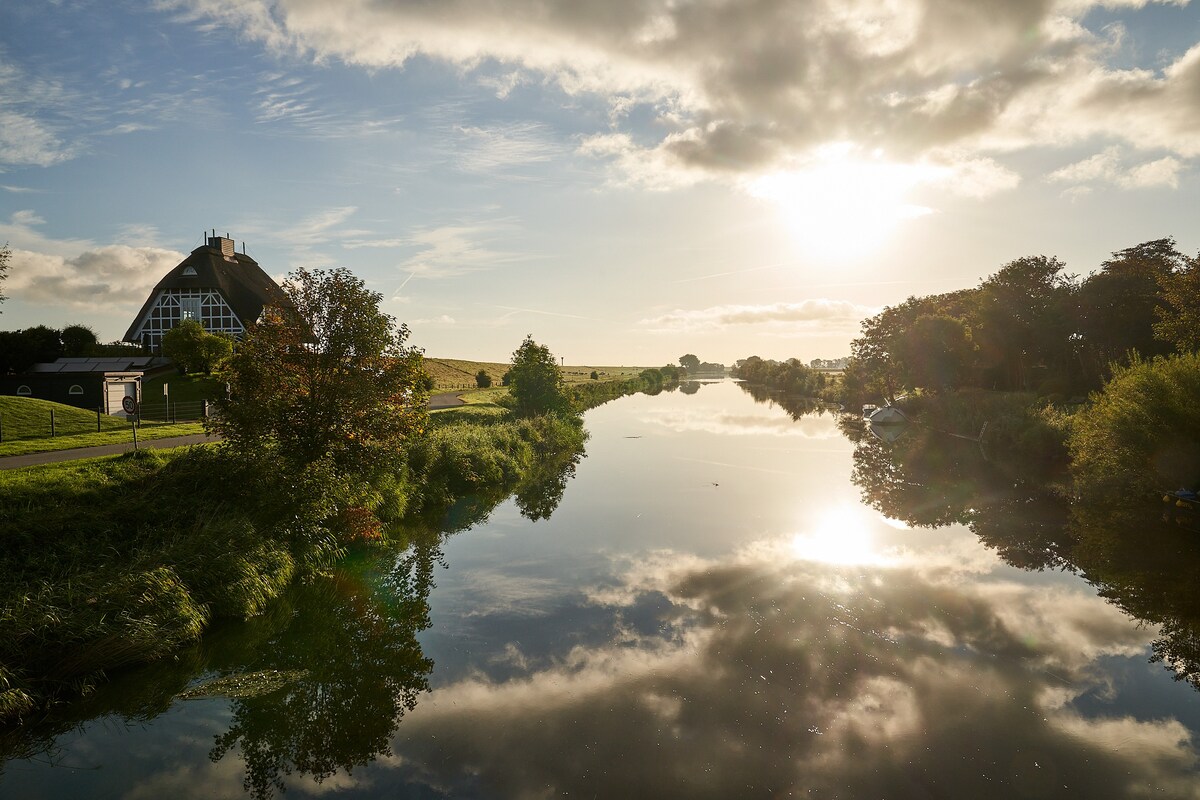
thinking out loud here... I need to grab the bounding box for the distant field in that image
[425,358,648,391]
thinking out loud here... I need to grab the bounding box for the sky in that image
[1,0,1199,366]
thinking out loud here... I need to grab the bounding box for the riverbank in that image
[0,372,666,723]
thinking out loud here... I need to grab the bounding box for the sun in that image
[748,147,937,261]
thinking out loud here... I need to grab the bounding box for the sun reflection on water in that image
[789,505,889,566]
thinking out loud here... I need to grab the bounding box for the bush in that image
[1070,353,1200,500]
[476,370,492,388]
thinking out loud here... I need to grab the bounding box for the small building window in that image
[69,384,84,395]
[182,266,198,276]
[16,385,32,396]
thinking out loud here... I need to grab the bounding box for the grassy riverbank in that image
[0,369,663,723]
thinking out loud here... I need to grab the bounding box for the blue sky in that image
[2,0,1199,365]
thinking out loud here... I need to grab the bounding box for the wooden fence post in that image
[97,406,102,432]
[50,409,56,437]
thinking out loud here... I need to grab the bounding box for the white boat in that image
[865,405,908,425]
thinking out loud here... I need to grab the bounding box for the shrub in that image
[1070,353,1200,500]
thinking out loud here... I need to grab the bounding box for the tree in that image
[679,354,700,372]
[891,314,976,392]
[1077,238,1182,381]
[1154,250,1200,353]
[507,335,571,417]
[162,319,233,374]
[213,267,429,475]
[475,369,492,388]
[972,256,1077,391]
[60,324,99,358]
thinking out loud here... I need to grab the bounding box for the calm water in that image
[4,381,1200,798]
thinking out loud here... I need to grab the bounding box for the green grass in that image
[0,395,130,439]
[0,422,208,457]
[141,373,226,404]
[425,357,648,391]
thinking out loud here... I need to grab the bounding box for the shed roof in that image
[28,356,173,374]
[123,239,290,342]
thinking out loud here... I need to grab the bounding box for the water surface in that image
[4,381,1200,798]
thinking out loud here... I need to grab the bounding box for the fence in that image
[0,401,212,444]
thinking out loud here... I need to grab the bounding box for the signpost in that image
[122,395,139,450]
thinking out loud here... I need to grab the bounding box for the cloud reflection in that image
[386,543,1198,798]
[638,407,842,439]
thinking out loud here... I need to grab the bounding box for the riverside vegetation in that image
[733,237,1200,498]
[0,273,680,723]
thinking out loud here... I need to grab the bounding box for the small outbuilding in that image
[0,356,174,415]
[123,232,288,351]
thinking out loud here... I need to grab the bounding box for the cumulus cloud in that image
[1048,145,1183,189]
[639,299,874,334]
[0,210,182,308]
[9,245,182,308]
[167,0,1200,192]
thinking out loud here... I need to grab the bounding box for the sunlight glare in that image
[749,147,937,261]
[789,505,884,566]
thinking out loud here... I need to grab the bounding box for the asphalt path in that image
[0,392,469,470]
[0,433,219,470]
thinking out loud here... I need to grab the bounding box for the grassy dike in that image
[0,374,659,723]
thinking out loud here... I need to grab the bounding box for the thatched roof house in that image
[123,233,288,351]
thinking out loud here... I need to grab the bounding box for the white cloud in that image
[639,300,874,334]
[0,110,74,167]
[0,210,182,309]
[1049,145,1183,189]
[169,0,1200,193]
[9,245,182,309]
[346,222,522,278]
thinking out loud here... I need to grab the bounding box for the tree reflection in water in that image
[0,435,588,795]
[837,401,1200,691]
[207,534,440,798]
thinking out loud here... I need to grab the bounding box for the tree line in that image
[842,237,1198,404]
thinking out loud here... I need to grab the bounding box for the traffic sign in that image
[122,395,138,415]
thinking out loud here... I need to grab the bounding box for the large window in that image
[131,289,244,350]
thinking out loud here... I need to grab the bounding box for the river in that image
[3,380,1200,798]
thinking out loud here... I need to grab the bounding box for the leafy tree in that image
[162,319,233,374]
[679,353,700,371]
[972,256,1077,391]
[475,369,492,388]
[507,335,571,417]
[213,267,429,476]
[589,370,599,380]
[60,324,98,357]
[1077,238,1182,381]
[891,314,976,392]
[1154,250,1200,352]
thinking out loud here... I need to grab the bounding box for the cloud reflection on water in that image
[638,406,843,439]
[385,540,1197,799]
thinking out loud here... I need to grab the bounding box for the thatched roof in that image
[123,237,289,343]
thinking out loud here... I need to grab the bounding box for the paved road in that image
[0,392,469,471]
[0,433,220,470]
[429,391,466,410]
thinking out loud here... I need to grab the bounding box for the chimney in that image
[207,233,236,258]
